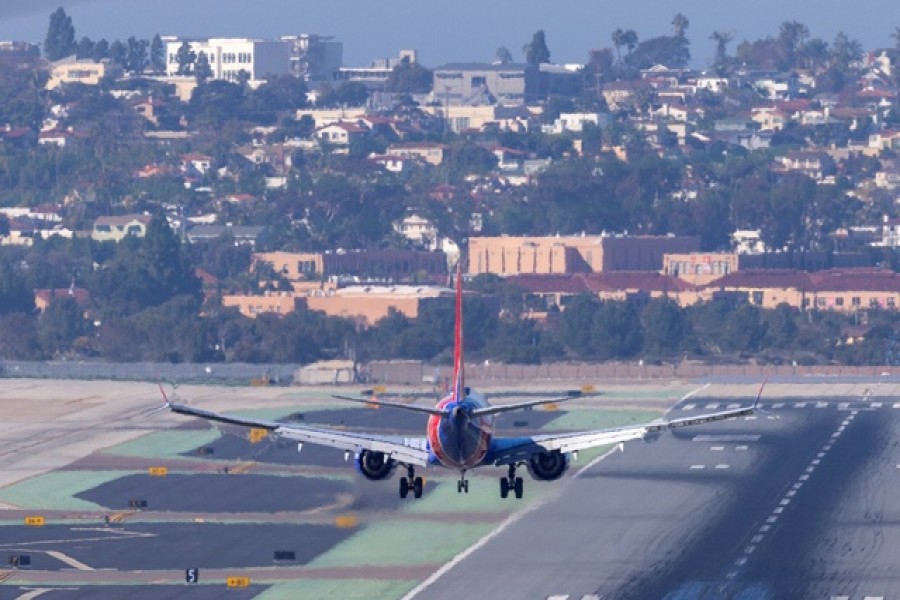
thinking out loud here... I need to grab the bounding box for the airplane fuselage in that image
[426,390,494,470]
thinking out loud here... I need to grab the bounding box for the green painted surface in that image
[254,579,418,600]
[0,471,135,510]
[104,429,222,458]
[542,409,659,431]
[309,520,493,568]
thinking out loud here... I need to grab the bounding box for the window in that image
[751,291,763,304]
[835,297,844,307]
[870,297,879,308]
[851,297,861,307]
[889,297,896,308]
[471,76,487,88]
[816,297,826,307]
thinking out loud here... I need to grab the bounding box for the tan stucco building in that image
[468,235,699,276]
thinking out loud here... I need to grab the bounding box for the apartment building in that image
[162,37,291,83]
[432,63,539,105]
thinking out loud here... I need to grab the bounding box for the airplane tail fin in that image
[451,262,464,403]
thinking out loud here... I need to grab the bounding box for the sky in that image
[1,0,897,68]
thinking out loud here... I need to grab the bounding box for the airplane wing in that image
[489,403,755,466]
[168,402,430,466]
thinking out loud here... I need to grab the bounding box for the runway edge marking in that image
[402,384,710,600]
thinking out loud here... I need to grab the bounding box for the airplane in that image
[166,265,760,500]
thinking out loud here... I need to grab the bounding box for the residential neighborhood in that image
[2,9,900,366]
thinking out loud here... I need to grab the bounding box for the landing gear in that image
[499,464,524,499]
[457,472,469,494]
[399,465,424,499]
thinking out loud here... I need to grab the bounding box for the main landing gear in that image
[399,465,423,499]
[499,464,524,499]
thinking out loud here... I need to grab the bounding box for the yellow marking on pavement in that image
[581,384,596,393]
[229,462,256,475]
[335,514,358,528]
[543,403,559,411]
[24,516,45,526]
[107,511,131,523]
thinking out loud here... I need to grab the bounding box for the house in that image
[46,57,121,90]
[185,224,264,246]
[38,129,86,148]
[385,142,446,166]
[180,153,214,175]
[541,112,609,135]
[774,151,837,181]
[314,121,368,146]
[34,286,91,314]
[92,215,152,242]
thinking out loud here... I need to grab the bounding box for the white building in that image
[162,37,291,84]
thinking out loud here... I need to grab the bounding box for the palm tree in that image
[891,27,900,51]
[611,28,625,63]
[623,30,638,58]
[672,13,689,38]
[710,30,733,72]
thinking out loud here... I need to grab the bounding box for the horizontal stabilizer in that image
[333,395,446,416]
[471,391,582,417]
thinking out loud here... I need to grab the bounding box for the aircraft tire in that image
[413,477,424,499]
[400,478,409,499]
[500,477,509,499]
[514,477,524,499]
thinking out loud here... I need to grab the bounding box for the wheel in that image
[463,480,469,493]
[514,477,524,499]
[457,480,463,493]
[399,478,409,499]
[413,477,424,499]
[499,477,509,499]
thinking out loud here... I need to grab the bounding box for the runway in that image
[3,379,900,599]
[409,396,900,600]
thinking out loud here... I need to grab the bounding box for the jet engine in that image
[526,451,569,481]
[354,450,396,481]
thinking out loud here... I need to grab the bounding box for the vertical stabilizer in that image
[452,263,464,402]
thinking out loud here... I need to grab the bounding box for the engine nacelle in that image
[354,450,396,481]
[526,451,570,481]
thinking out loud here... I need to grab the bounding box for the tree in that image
[175,42,196,76]
[74,36,94,59]
[91,39,109,61]
[150,34,165,73]
[495,46,513,64]
[44,7,76,61]
[710,30,733,74]
[37,297,89,356]
[194,51,213,84]
[611,28,625,63]
[385,60,433,94]
[126,36,149,74]
[778,20,809,68]
[641,299,692,357]
[831,31,863,72]
[672,13,690,38]
[108,40,127,67]
[523,30,551,65]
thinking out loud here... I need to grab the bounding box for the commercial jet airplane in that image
[167,266,759,500]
